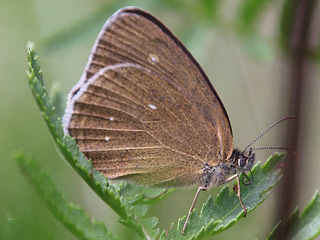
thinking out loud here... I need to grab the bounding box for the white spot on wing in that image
[148,54,159,64]
[105,137,110,142]
[109,117,114,121]
[148,104,157,110]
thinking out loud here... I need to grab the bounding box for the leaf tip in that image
[27,41,35,54]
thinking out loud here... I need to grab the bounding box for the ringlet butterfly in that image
[63,7,289,234]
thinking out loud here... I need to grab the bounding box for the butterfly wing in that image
[63,7,233,187]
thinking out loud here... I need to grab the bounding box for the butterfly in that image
[63,7,291,234]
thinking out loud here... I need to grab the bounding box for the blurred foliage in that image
[41,0,276,59]
[39,0,320,61]
[1,0,319,239]
[39,2,121,52]
[267,191,320,240]
[279,0,296,50]
[237,0,277,32]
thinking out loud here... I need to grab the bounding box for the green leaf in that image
[195,0,222,20]
[160,153,285,240]
[119,182,176,206]
[267,191,320,240]
[279,0,296,50]
[15,152,113,240]
[237,0,276,31]
[49,82,65,118]
[6,216,55,240]
[266,221,281,240]
[26,42,162,239]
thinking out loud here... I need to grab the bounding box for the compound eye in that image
[238,157,246,168]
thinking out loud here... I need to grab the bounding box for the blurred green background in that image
[1,0,320,239]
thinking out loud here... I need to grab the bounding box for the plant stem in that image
[278,0,317,236]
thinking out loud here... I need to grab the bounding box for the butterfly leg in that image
[182,186,207,234]
[224,174,247,217]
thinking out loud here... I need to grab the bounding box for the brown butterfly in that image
[63,7,289,234]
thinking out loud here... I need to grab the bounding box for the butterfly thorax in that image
[201,148,255,188]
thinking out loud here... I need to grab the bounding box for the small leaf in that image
[266,221,281,240]
[267,191,320,240]
[160,153,285,240]
[119,182,175,205]
[49,82,65,118]
[15,153,113,240]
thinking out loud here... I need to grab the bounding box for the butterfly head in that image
[231,148,255,185]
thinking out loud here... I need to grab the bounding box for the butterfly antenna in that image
[243,116,296,153]
[251,147,298,158]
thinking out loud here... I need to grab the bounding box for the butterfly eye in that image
[238,157,246,168]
